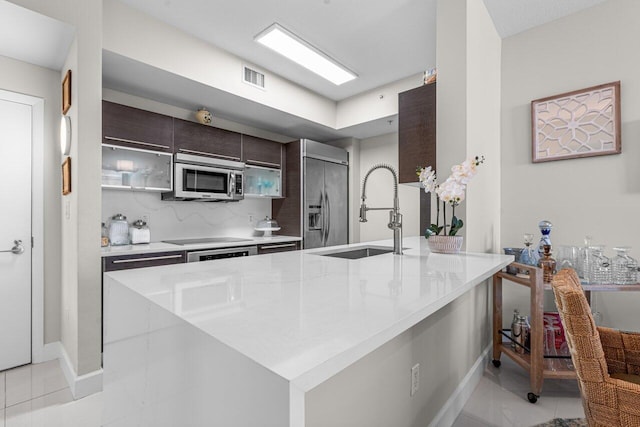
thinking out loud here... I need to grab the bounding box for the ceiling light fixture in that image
[255,23,357,86]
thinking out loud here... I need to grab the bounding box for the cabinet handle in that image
[112,254,183,264]
[104,136,170,150]
[246,159,280,168]
[260,243,297,250]
[178,149,241,161]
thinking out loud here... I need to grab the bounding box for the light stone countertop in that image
[103,236,512,392]
[100,235,302,257]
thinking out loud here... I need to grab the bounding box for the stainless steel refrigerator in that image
[302,140,348,249]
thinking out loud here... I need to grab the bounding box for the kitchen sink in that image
[317,246,395,259]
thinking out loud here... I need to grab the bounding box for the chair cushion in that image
[611,372,640,385]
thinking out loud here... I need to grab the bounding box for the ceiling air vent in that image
[243,65,265,89]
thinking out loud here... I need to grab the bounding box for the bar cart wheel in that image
[527,392,538,403]
[492,359,501,368]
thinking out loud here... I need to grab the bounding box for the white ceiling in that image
[0,0,74,71]
[118,0,438,102]
[483,0,607,38]
[0,0,608,141]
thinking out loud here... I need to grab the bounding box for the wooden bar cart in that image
[492,261,640,403]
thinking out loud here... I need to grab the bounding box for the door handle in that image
[0,240,24,255]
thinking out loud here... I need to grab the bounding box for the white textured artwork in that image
[531,81,621,162]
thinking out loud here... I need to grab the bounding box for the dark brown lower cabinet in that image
[102,251,186,272]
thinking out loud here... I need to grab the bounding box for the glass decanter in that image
[612,247,638,285]
[538,245,556,283]
[537,220,553,256]
[519,233,540,270]
[588,245,611,285]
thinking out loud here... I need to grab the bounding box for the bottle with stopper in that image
[539,244,556,283]
[518,233,540,275]
[538,220,552,256]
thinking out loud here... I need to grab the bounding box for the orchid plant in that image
[417,155,484,238]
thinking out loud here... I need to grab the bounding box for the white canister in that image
[109,214,130,246]
[129,219,150,244]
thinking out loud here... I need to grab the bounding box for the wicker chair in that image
[551,269,640,426]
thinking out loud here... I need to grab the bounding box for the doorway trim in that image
[0,89,45,364]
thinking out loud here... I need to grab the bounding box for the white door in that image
[0,98,32,371]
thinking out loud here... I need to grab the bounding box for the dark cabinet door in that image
[398,83,436,184]
[173,118,242,161]
[242,135,283,168]
[257,241,300,255]
[102,101,174,152]
[103,251,186,272]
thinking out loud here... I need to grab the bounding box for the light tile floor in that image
[453,356,584,426]
[2,356,582,426]
[1,360,101,427]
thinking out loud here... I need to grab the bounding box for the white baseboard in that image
[428,343,491,427]
[42,341,103,399]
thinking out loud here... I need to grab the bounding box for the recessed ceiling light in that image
[255,23,357,86]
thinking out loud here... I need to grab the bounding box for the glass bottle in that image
[612,247,638,285]
[510,309,520,350]
[537,220,553,256]
[589,246,611,285]
[519,233,540,271]
[101,222,109,247]
[538,244,556,283]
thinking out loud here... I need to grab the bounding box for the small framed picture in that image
[531,81,621,163]
[62,70,71,115]
[62,157,71,195]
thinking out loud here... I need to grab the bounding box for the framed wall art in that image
[62,70,71,115]
[531,81,621,163]
[62,157,71,195]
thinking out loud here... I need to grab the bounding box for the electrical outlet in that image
[248,214,254,224]
[142,213,150,225]
[411,363,420,396]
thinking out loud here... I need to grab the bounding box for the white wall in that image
[0,55,61,345]
[464,0,501,253]
[358,133,421,243]
[435,0,501,254]
[326,137,361,243]
[501,0,640,329]
[10,0,104,381]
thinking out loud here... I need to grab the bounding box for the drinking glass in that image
[612,247,638,285]
[588,245,611,285]
[556,245,579,271]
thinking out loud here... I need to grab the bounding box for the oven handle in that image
[187,245,258,262]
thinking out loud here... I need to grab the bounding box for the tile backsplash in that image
[102,190,272,241]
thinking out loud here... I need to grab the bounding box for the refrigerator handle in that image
[325,192,331,244]
[320,192,327,246]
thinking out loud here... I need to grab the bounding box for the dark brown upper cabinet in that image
[241,135,283,168]
[102,101,174,153]
[173,118,242,161]
[398,83,436,184]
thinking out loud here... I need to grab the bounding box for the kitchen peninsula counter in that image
[102,237,512,427]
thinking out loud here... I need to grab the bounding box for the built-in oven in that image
[162,153,244,202]
[186,245,258,262]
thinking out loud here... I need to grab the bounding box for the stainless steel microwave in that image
[162,153,244,201]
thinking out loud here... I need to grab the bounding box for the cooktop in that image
[162,237,253,246]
